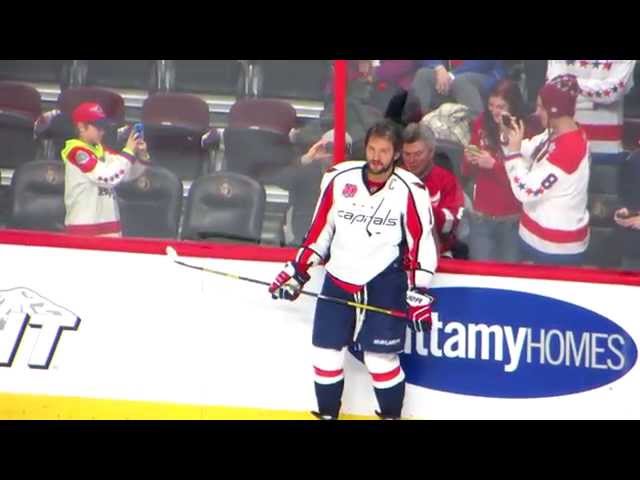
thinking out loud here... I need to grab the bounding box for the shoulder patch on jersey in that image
[547,129,588,175]
[75,150,91,165]
[342,183,358,197]
[67,146,99,173]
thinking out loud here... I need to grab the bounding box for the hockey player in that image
[504,74,590,265]
[268,120,439,420]
[61,102,151,237]
[401,123,465,258]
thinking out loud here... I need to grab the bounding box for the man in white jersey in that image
[504,74,590,265]
[269,120,438,420]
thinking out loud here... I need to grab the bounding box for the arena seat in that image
[182,172,265,243]
[116,166,183,239]
[10,160,65,232]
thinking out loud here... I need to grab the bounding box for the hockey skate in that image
[375,410,401,420]
[310,411,338,420]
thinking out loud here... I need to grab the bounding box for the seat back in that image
[172,60,245,96]
[11,160,65,231]
[83,60,160,92]
[142,93,211,181]
[116,166,183,239]
[182,172,265,243]
[0,82,41,169]
[255,60,330,101]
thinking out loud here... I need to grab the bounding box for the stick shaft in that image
[173,260,407,319]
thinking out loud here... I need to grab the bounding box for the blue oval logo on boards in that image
[399,287,638,398]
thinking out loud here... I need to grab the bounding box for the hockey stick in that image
[165,246,407,319]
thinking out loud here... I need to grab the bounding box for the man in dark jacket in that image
[614,148,640,270]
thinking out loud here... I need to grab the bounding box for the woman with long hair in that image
[462,79,542,262]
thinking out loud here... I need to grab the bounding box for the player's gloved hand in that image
[269,261,310,301]
[406,289,434,332]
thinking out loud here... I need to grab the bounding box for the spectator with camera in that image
[61,102,150,237]
[262,129,352,244]
[613,148,640,269]
[291,130,353,241]
[462,79,543,262]
[503,74,590,266]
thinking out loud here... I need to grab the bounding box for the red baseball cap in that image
[72,102,110,127]
[539,74,580,119]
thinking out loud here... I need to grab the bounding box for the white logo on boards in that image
[0,288,81,369]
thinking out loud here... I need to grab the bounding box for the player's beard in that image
[367,158,394,176]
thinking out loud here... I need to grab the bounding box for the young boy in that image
[61,102,151,237]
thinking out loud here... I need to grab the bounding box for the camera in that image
[133,123,144,139]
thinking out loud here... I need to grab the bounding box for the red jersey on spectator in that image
[462,115,543,217]
[420,165,464,256]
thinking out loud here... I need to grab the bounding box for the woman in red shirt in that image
[462,79,542,262]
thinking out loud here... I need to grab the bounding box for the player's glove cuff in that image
[406,289,434,333]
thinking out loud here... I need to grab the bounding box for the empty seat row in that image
[0,60,331,102]
[0,60,74,88]
[0,82,305,185]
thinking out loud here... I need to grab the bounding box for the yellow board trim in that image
[0,392,377,420]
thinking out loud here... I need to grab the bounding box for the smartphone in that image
[616,210,639,219]
[502,114,513,128]
[465,145,483,156]
[133,123,144,140]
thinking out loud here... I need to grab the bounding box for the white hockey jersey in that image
[546,60,636,154]
[61,139,150,237]
[504,128,590,255]
[295,161,438,290]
